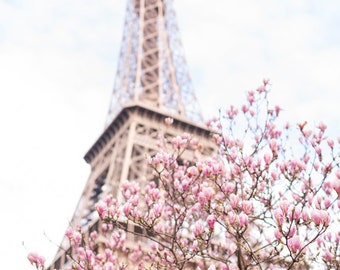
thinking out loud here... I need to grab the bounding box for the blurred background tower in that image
[48,0,214,268]
[106,0,203,125]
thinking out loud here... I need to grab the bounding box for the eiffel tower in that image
[48,1,215,268]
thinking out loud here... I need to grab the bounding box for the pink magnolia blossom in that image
[65,228,73,239]
[193,221,205,237]
[269,139,278,153]
[327,138,334,148]
[241,104,248,113]
[324,198,331,209]
[323,250,332,262]
[336,170,340,180]
[241,201,253,215]
[247,90,255,105]
[227,105,238,119]
[27,252,45,269]
[274,208,284,226]
[103,261,115,270]
[123,202,132,216]
[263,152,272,165]
[280,200,290,215]
[288,236,301,253]
[187,166,199,178]
[263,78,270,86]
[198,185,215,205]
[171,135,188,149]
[311,209,330,227]
[228,211,237,225]
[238,212,249,227]
[317,122,327,132]
[270,170,278,181]
[164,117,173,126]
[290,206,301,221]
[316,236,324,247]
[332,177,340,195]
[152,203,163,217]
[274,228,283,242]
[274,105,281,116]
[65,228,82,247]
[288,224,297,238]
[207,214,216,229]
[96,201,107,218]
[336,233,340,244]
[256,85,266,93]
[229,193,239,209]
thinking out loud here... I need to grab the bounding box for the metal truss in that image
[106,0,203,127]
[48,107,215,269]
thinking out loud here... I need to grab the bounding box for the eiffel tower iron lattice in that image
[106,0,203,126]
[47,1,215,269]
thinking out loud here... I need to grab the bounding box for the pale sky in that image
[0,0,339,269]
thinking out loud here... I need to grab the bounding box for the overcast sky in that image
[0,0,339,269]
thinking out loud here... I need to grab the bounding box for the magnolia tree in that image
[29,81,340,270]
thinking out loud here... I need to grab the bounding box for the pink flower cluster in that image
[30,81,340,269]
[64,226,128,269]
[27,252,45,269]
